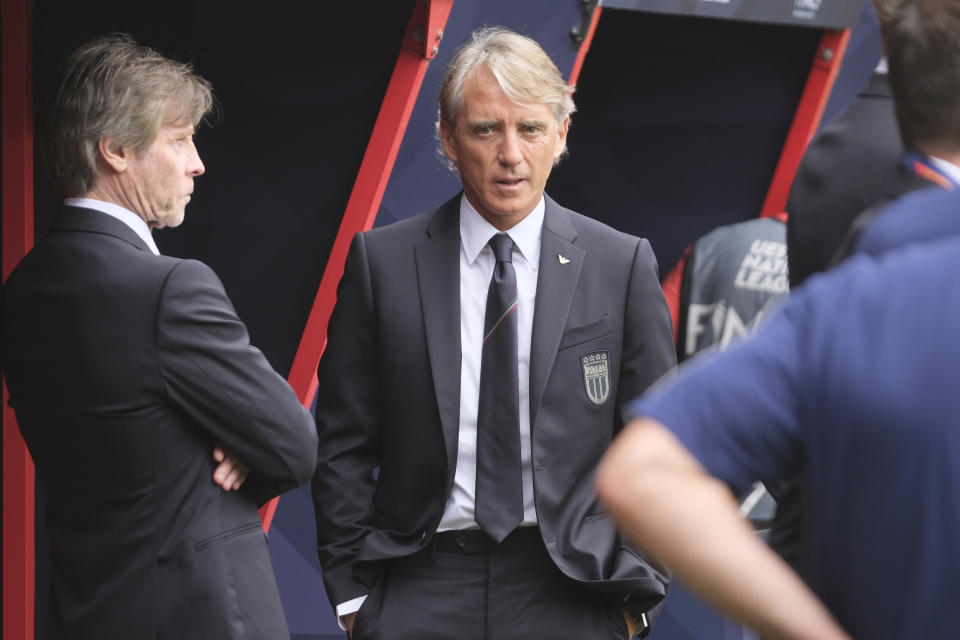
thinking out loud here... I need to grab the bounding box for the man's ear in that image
[98,137,128,173]
[554,116,570,160]
[439,120,458,167]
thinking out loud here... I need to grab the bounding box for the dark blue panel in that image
[269,483,341,637]
[649,584,759,640]
[604,0,865,29]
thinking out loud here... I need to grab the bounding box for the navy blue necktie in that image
[475,233,523,543]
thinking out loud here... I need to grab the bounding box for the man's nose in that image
[188,140,205,176]
[498,130,523,166]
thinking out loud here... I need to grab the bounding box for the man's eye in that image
[522,125,542,135]
[475,125,493,135]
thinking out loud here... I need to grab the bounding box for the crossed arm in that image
[158,259,317,499]
[212,445,249,491]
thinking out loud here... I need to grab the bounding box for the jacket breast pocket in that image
[558,314,614,351]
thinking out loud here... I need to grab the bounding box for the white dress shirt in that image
[64,197,160,256]
[336,195,545,625]
[438,194,543,530]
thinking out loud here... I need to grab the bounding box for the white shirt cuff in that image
[336,595,367,631]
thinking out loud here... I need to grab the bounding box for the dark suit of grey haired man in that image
[312,26,676,640]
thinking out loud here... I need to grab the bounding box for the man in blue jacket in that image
[598,188,960,639]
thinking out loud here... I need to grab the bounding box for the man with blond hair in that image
[311,26,676,639]
[2,34,317,638]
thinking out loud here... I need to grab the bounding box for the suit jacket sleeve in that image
[311,232,382,608]
[619,238,677,419]
[155,259,317,502]
[618,238,677,623]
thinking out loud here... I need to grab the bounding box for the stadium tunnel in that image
[3,0,878,638]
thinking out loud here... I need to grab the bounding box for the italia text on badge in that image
[581,350,610,405]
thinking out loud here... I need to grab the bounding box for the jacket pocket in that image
[584,509,608,523]
[352,572,387,640]
[194,521,262,551]
[558,314,614,351]
[603,604,630,639]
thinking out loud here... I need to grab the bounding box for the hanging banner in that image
[602,0,864,29]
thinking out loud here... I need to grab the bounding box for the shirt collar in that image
[927,156,960,188]
[64,197,161,255]
[459,194,544,269]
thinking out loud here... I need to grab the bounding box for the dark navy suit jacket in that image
[2,206,318,639]
[311,193,677,622]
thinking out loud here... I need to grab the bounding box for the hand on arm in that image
[156,260,317,497]
[597,418,851,640]
[212,445,249,491]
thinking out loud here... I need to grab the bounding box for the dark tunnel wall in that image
[547,9,822,273]
[33,0,417,378]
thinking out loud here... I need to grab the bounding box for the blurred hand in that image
[622,610,642,639]
[212,445,249,491]
[344,612,357,639]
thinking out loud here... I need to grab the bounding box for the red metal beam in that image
[758,28,850,218]
[568,4,602,86]
[261,0,455,532]
[2,0,36,638]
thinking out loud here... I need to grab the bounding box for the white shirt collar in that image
[459,194,544,269]
[64,197,160,256]
[927,156,960,187]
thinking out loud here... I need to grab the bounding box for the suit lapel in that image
[529,196,584,430]
[414,196,462,470]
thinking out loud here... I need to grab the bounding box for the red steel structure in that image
[3,0,36,638]
[262,0,455,532]
[283,0,454,411]
[568,3,602,87]
[759,28,851,217]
